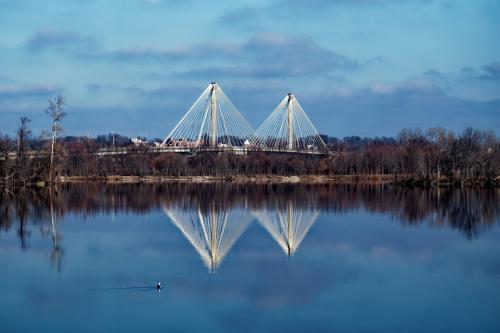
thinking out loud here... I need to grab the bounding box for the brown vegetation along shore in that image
[55,174,499,187]
[57,174,397,184]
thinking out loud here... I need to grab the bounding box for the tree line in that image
[1,96,499,188]
[323,127,499,186]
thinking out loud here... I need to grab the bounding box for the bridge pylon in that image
[161,82,254,150]
[250,93,329,154]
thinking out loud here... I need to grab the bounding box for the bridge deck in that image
[1,146,334,161]
[95,146,331,156]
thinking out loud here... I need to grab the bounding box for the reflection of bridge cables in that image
[254,202,319,256]
[250,93,329,154]
[161,82,254,149]
[164,205,252,273]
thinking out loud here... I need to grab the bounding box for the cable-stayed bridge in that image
[159,82,329,156]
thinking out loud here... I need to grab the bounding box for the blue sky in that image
[0,0,499,138]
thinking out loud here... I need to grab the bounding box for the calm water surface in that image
[1,184,499,333]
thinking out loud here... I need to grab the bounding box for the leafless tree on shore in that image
[46,95,66,184]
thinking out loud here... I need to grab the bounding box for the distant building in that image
[131,137,148,147]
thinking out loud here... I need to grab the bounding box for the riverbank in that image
[55,174,499,187]
[393,177,500,188]
[57,174,396,184]
[3,174,497,188]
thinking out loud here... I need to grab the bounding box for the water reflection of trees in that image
[1,188,63,271]
[1,184,499,250]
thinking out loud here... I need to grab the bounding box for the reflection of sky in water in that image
[1,191,500,333]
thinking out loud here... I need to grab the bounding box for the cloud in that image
[267,0,436,15]
[422,69,452,90]
[366,77,442,95]
[420,65,500,100]
[0,75,14,83]
[217,6,263,29]
[108,47,194,61]
[481,62,500,81]
[173,33,358,79]
[104,42,241,62]
[458,62,500,81]
[25,29,97,52]
[423,69,447,80]
[243,33,359,76]
[85,32,357,80]
[85,82,205,107]
[324,75,446,99]
[0,84,60,100]
[141,0,192,5]
[216,0,439,32]
[174,66,250,78]
[365,56,387,66]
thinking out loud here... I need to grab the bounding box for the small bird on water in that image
[156,282,162,290]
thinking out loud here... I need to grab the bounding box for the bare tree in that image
[46,95,66,184]
[0,134,12,184]
[15,117,32,185]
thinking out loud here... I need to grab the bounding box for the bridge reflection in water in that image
[164,200,320,271]
[164,204,252,273]
[254,201,319,257]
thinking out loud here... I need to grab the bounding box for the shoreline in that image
[3,175,497,188]
[57,174,396,184]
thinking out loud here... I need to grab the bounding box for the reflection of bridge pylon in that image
[254,202,319,256]
[250,93,329,154]
[161,82,255,149]
[164,204,252,272]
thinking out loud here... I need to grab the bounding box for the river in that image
[1,184,499,332]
